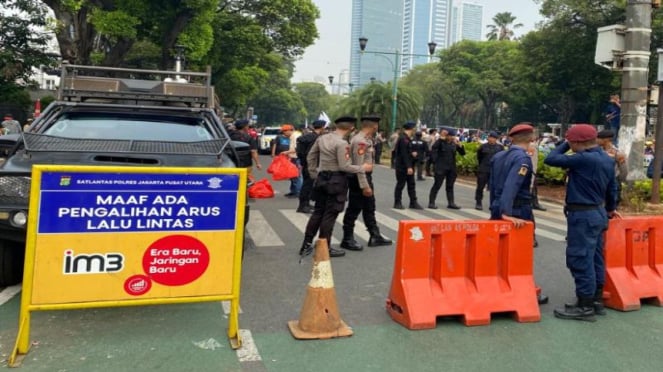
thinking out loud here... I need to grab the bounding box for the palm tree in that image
[486,12,523,41]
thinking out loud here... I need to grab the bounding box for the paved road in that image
[1,155,662,371]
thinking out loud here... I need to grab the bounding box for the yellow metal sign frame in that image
[10,165,247,366]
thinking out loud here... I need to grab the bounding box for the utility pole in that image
[620,1,652,181]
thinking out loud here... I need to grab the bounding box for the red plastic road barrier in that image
[603,216,663,311]
[386,220,540,329]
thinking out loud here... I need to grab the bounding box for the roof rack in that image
[57,63,215,108]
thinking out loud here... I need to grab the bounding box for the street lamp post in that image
[358,37,437,133]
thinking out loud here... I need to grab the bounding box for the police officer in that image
[544,124,619,322]
[475,131,503,210]
[528,138,547,211]
[340,115,392,251]
[299,116,372,258]
[411,131,428,180]
[489,123,548,305]
[428,128,465,209]
[296,120,326,213]
[230,119,261,171]
[393,122,423,209]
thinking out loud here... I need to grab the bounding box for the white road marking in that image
[280,209,339,245]
[236,329,262,362]
[247,210,284,247]
[0,284,21,306]
[335,213,370,242]
[221,300,243,314]
[374,211,401,232]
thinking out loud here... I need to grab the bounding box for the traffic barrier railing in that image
[386,220,540,329]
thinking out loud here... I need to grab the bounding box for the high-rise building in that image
[350,0,404,86]
[449,0,483,44]
[401,0,453,73]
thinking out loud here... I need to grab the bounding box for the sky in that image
[292,0,545,83]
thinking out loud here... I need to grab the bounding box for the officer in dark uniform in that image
[475,131,503,210]
[489,123,548,305]
[410,131,428,180]
[340,115,392,251]
[428,128,465,209]
[544,124,619,322]
[393,121,423,209]
[230,119,261,171]
[299,116,372,258]
[296,120,326,213]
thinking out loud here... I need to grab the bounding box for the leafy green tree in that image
[486,12,523,41]
[249,68,305,125]
[293,82,331,123]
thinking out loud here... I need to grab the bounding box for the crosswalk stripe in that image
[280,209,340,245]
[374,211,402,233]
[246,210,284,247]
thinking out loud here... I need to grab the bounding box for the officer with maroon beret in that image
[544,124,619,322]
[489,123,548,305]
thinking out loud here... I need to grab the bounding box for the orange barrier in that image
[386,220,540,329]
[603,216,663,311]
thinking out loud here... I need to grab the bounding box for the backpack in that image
[296,132,318,160]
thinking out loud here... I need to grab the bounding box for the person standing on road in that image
[428,128,465,209]
[489,123,548,305]
[424,128,437,177]
[271,124,302,198]
[597,129,628,207]
[393,121,423,209]
[544,124,619,322]
[295,120,327,213]
[230,119,262,173]
[299,116,373,258]
[374,130,385,165]
[475,131,503,210]
[388,130,400,169]
[340,115,392,252]
[528,135,547,211]
[411,131,428,180]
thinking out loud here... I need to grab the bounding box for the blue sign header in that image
[38,172,239,234]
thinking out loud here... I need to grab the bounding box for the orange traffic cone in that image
[288,239,353,339]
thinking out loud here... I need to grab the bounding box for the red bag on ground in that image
[248,178,274,199]
[267,154,299,181]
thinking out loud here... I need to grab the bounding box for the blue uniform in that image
[544,142,617,298]
[488,146,533,221]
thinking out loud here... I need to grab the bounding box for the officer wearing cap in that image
[340,115,392,251]
[475,131,503,210]
[544,124,619,322]
[295,120,327,213]
[428,127,465,209]
[230,119,261,171]
[393,121,423,209]
[489,123,548,305]
[299,116,373,258]
[597,129,627,207]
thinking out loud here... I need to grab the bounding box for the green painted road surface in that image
[2,291,663,371]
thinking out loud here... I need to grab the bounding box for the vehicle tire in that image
[0,240,24,286]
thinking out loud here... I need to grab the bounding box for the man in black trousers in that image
[393,122,423,209]
[475,131,504,210]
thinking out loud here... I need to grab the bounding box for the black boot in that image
[296,203,313,214]
[299,240,313,257]
[554,297,596,322]
[563,287,606,316]
[328,246,346,257]
[409,200,424,210]
[340,229,363,251]
[428,202,438,209]
[446,191,461,209]
[475,201,482,210]
[428,191,438,209]
[393,201,405,209]
[368,227,392,247]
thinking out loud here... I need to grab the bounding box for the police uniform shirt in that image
[489,146,533,217]
[307,132,364,178]
[230,130,257,151]
[394,133,414,169]
[477,142,504,173]
[432,139,465,172]
[544,142,617,211]
[349,131,373,189]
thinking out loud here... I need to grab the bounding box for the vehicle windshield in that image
[43,113,214,142]
[263,128,280,136]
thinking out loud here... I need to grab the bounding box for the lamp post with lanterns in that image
[358,37,438,133]
[327,75,354,95]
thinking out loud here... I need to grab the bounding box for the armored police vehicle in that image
[0,63,251,286]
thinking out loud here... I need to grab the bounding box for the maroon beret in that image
[566,124,597,142]
[508,123,534,136]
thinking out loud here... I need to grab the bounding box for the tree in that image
[293,82,331,123]
[486,12,523,41]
